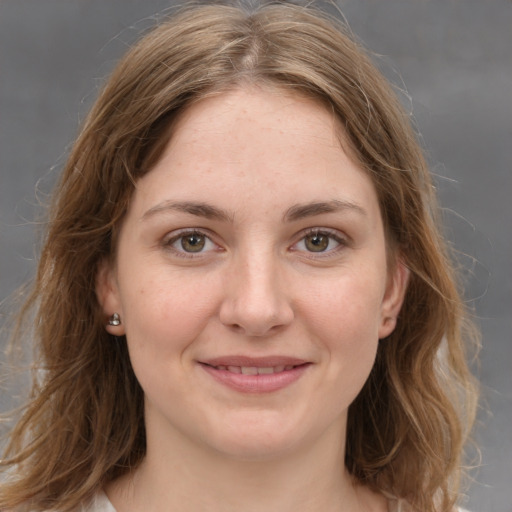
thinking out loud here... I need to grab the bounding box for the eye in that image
[179,232,207,253]
[292,229,345,254]
[303,232,332,252]
[164,230,218,256]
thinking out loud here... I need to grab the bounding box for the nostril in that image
[218,280,295,336]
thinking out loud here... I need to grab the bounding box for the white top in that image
[79,490,470,512]
[79,491,115,512]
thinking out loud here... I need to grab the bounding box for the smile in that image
[209,365,297,375]
[198,358,311,394]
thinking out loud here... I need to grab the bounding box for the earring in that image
[108,313,121,326]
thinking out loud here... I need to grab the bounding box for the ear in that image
[96,258,125,336]
[378,259,410,339]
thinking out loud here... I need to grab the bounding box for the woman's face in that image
[98,88,408,461]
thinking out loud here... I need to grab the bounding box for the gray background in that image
[0,0,510,510]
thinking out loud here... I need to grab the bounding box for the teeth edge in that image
[214,365,297,375]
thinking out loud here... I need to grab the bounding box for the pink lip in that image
[198,356,311,394]
[201,355,308,367]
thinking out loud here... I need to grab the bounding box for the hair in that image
[1,2,478,511]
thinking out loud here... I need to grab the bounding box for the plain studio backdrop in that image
[0,1,510,511]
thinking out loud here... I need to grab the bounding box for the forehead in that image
[168,86,343,156]
[130,87,381,225]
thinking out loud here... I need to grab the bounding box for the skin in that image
[97,87,408,512]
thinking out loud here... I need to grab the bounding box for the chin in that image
[200,411,323,462]
[210,435,301,462]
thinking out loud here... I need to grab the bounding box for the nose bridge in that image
[219,243,293,336]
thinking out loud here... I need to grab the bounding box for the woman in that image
[0,2,478,511]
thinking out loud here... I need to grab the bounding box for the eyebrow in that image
[141,199,367,223]
[142,201,233,222]
[283,200,367,222]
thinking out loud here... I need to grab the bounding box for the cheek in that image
[299,270,385,373]
[304,269,384,334]
[119,273,223,403]
[119,270,222,359]
[288,269,385,425]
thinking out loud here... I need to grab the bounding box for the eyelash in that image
[162,229,220,259]
[161,228,348,259]
[291,228,348,258]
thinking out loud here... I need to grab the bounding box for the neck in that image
[106,421,387,512]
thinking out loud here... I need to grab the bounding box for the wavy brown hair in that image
[1,2,478,511]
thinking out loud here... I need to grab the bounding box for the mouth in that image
[198,357,311,393]
[203,364,300,375]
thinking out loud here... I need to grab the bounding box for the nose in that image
[219,251,294,337]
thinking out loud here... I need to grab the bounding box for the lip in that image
[201,355,308,368]
[198,356,311,394]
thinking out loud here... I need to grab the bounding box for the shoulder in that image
[20,492,116,512]
[4,492,115,512]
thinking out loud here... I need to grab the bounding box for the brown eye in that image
[166,230,218,257]
[304,232,330,252]
[181,233,206,252]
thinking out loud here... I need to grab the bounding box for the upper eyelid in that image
[163,227,216,242]
[296,227,349,242]
[161,229,221,260]
[289,228,351,257]
[301,226,343,235]
[163,228,220,251]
